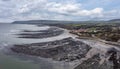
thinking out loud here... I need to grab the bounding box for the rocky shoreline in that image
[11,37,91,62]
[16,27,63,39]
[10,25,120,69]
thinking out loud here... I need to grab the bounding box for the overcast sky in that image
[0,0,120,22]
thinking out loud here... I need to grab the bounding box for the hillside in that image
[12,20,82,24]
[12,20,111,24]
[109,19,120,21]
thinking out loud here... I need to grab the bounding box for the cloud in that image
[0,0,120,22]
[46,2,81,14]
[46,2,104,19]
[74,8,103,17]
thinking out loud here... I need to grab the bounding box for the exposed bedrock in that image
[11,25,120,69]
[11,37,91,62]
[74,47,120,69]
[16,27,64,39]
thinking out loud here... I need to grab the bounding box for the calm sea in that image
[0,23,72,69]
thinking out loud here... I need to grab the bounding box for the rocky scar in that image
[16,27,64,39]
[11,37,91,62]
[74,48,120,69]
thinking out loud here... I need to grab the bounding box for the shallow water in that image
[0,23,73,69]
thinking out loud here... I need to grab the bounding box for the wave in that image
[0,42,11,51]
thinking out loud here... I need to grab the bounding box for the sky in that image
[0,0,120,22]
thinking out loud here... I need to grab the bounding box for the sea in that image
[0,23,73,69]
